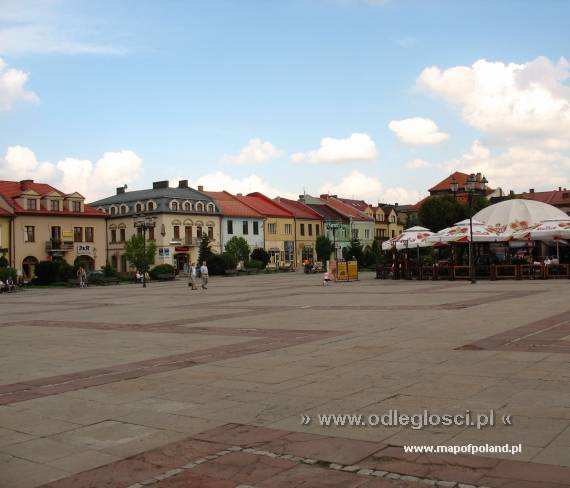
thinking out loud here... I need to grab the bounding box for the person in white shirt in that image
[200,261,209,290]
[188,261,197,290]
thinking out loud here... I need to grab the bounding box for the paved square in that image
[1,273,569,487]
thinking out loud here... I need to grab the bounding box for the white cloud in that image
[406,158,431,169]
[222,138,283,165]
[188,171,297,199]
[417,56,570,143]
[291,133,378,164]
[443,140,570,192]
[0,57,39,110]
[320,170,422,204]
[388,117,449,145]
[0,146,142,201]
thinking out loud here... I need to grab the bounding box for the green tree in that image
[225,236,250,263]
[197,234,213,264]
[345,236,364,264]
[315,235,333,265]
[250,248,270,266]
[418,195,467,232]
[124,234,156,273]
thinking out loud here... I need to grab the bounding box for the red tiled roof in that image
[274,197,322,220]
[0,206,12,216]
[320,195,372,221]
[0,180,105,217]
[305,202,347,222]
[337,197,369,212]
[519,189,570,206]
[235,192,293,218]
[203,191,263,218]
[429,171,494,193]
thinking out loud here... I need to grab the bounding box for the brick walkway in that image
[0,273,569,487]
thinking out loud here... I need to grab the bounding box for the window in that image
[242,220,248,235]
[268,223,276,234]
[72,201,81,212]
[316,224,320,236]
[185,226,192,243]
[173,225,180,240]
[208,226,214,239]
[51,226,61,241]
[227,220,233,235]
[196,202,204,212]
[284,241,294,262]
[300,223,305,236]
[111,255,118,269]
[27,199,37,210]
[74,227,83,242]
[308,224,313,236]
[364,229,370,239]
[391,230,395,238]
[111,229,117,243]
[148,227,155,240]
[172,201,179,211]
[253,221,259,235]
[120,228,126,242]
[184,202,192,211]
[120,255,127,272]
[197,226,203,238]
[25,226,35,243]
[85,227,94,242]
[136,203,142,213]
[284,223,292,234]
[147,201,154,211]
[137,226,143,237]
[111,206,117,216]
[352,229,359,239]
[50,200,60,211]
[121,205,128,214]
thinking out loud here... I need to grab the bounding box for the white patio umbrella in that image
[390,226,435,250]
[473,199,569,240]
[428,219,503,244]
[512,219,570,241]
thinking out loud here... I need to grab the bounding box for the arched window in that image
[120,204,128,214]
[207,203,215,212]
[135,203,142,213]
[110,206,117,216]
[147,201,154,211]
[196,202,204,212]
[171,201,179,211]
[184,201,192,211]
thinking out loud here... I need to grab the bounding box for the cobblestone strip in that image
[123,445,490,488]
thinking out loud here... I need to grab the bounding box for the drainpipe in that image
[293,217,298,268]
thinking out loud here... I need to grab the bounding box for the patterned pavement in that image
[0,273,569,487]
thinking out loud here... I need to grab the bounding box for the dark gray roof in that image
[91,186,214,205]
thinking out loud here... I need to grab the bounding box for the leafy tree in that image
[197,234,213,264]
[344,236,364,264]
[315,235,333,265]
[418,195,467,232]
[250,248,270,266]
[225,236,250,263]
[124,234,156,273]
[0,255,8,268]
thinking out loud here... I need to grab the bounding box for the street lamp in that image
[326,222,342,260]
[133,214,156,288]
[465,173,487,284]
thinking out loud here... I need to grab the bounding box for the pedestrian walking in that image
[200,261,209,290]
[77,266,87,288]
[188,261,198,290]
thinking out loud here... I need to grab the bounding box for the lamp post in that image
[133,214,156,288]
[465,174,487,284]
[326,222,342,260]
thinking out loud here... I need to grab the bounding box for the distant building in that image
[366,204,404,240]
[517,187,570,216]
[91,180,221,273]
[203,190,265,252]
[0,179,106,279]
[321,195,375,250]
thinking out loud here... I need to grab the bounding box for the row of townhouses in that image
[0,178,405,278]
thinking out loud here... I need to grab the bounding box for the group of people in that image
[188,261,209,290]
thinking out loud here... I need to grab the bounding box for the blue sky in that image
[1,0,569,202]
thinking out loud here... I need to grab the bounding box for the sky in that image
[0,0,569,203]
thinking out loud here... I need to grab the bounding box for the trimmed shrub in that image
[221,252,237,271]
[150,263,176,279]
[0,266,16,281]
[206,254,226,275]
[250,248,269,266]
[247,259,265,270]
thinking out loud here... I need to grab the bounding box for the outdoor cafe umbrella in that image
[512,219,570,259]
[428,219,502,244]
[384,226,435,250]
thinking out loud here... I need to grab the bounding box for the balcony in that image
[45,239,74,253]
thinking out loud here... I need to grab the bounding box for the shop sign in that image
[158,247,171,259]
[76,244,94,256]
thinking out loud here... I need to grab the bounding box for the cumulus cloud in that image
[222,138,283,165]
[0,146,142,200]
[187,171,297,199]
[417,56,570,144]
[0,57,39,110]
[320,170,422,204]
[443,140,570,192]
[406,158,431,169]
[388,117,449,145]
[291,133,378,164]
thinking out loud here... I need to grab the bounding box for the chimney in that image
[197,185,204,192]
[298,194,305,202]
[529,188,535,193]
[558,187,562,191]
[20,179,33,191]
[152,180,169,189]
[237,193,243,197]
[116,186,126,195]
[395,203,399,208]
[178,180,188,189]
[509,190,515,196]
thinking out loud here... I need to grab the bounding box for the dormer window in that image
[207,203,215,212]
[72,201,81,212]
[120,204,128,214]
[110,206,117,216]
[195,202,204,212]
[27,198,37,210]
[184,201,192,211]
[147,201,155,211]
[50,200,60,211]
[135,202,142,213]
[171,201,179,211]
